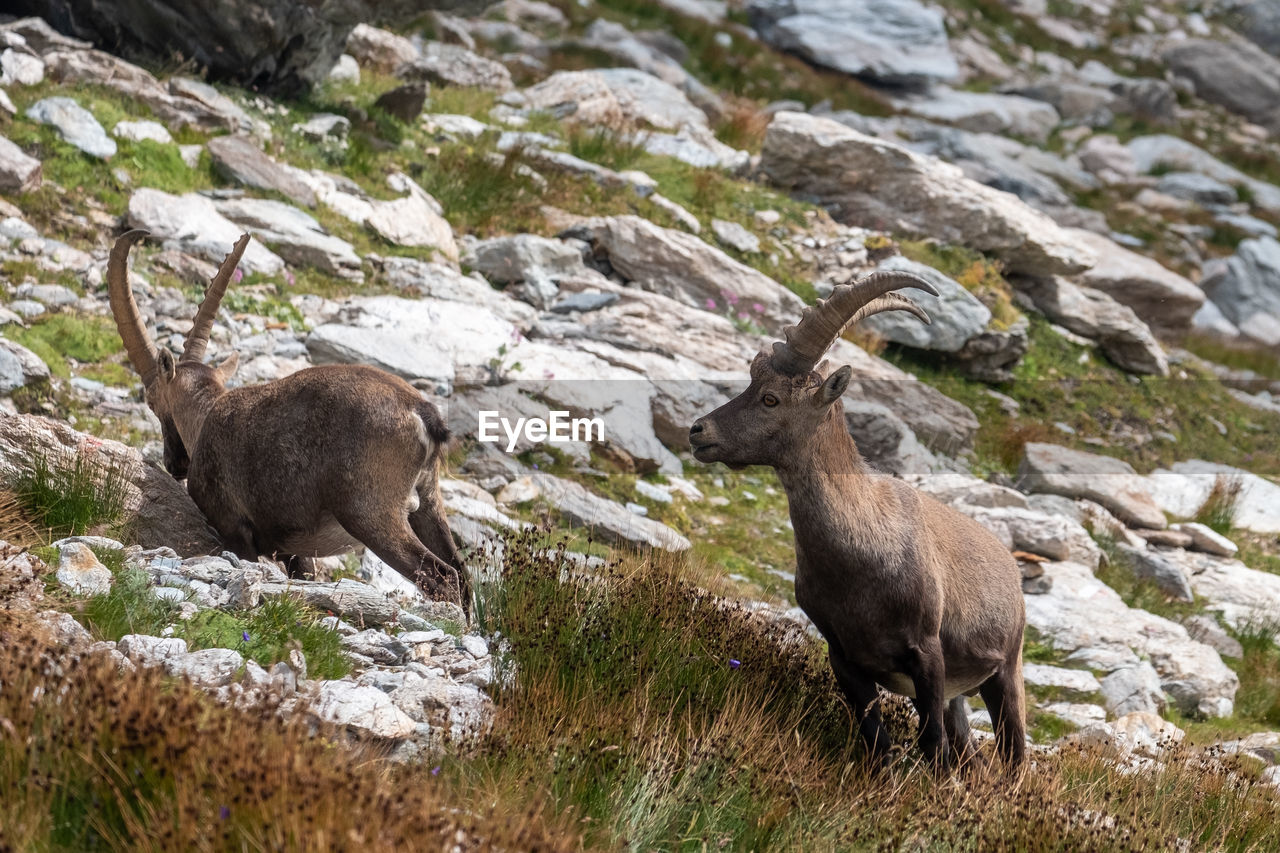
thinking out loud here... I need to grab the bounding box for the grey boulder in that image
[746,0,959,86]
[1200,236,1280,347]
[860,255,990,353]
[760,112,1097,276]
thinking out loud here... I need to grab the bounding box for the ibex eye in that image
[762,394,779,407]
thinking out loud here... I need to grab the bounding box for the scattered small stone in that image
[328,54,360,85]
[27,97,116,158]
[292,113,351,142]
[55,542,113,596]
[0,135,41,193]
[711,218,761,254]
[112,120,173,144]
[1172,522,1238,557]
[460,635,489,658]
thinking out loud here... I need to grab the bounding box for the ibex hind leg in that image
[978,651,1027,768]
[336,510,467,612]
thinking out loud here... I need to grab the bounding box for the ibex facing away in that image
[109,230,470,613]
[690,272,1026,769]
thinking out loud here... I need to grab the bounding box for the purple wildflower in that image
[232,268,244,284]
[219,806,230,820]
[431,766,441,776]
[729,659,741,669]
[704,298,717,310]
[752,303,764,314]
[241,631,251,643]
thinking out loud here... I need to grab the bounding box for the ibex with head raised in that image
[690,272,1026,769]
[109,230,470,613]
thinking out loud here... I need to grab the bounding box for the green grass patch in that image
[565,124,649,171]
[79,565,175,640]
[1237,534,1280,576]
[1182,334,1280,381]
[880,316,1280,479]
[12,447,130,541]
[1192,474,1244,536]
[75,361,136,387]
[73,566,349,680]
[176,596,350,680]
[4,313,124,378]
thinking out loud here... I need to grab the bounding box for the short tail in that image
[417,400,451,447]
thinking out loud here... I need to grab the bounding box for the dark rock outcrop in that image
[9,0,484,95]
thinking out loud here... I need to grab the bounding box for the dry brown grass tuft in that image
[0,604,578,851]
[5,531,1280,850]
[713,97,771,153]
[0,490,43,548]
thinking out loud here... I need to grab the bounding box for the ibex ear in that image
[157,349,177,381]
[816,364,852,406]
[214,352,239,383]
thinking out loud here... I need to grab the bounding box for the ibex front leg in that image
[409,485,471,608]
[906,637,951,771]
[829,651,892,767]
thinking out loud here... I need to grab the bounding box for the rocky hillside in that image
[2,0,1280,848]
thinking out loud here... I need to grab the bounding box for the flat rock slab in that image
[1143,460,1280,535]
[894,87,1060,143]
[126,188,285,275]
[214,196,362,280]
[1068,228,1205,334]
[1017,442,1167,530]
[1162,37,1280,131]
[760,112,1096,276]
[1024,560,1238,718]
[531,471,690,552]
[1022,662,1102,696]
[561,214,805,333]
[523,68,709,132]
[208,134,317,207]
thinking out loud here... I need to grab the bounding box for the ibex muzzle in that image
[691,271,1027,770]
[109,230,471,614]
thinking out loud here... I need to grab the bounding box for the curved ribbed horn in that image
[108,230,160,387]
[771,270,939,375]
[182,233,251,364]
